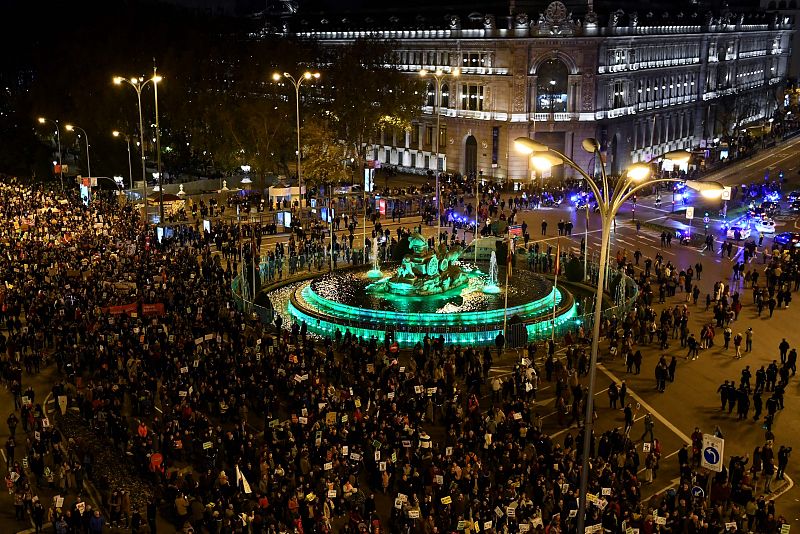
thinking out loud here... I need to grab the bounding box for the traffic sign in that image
[721,186,732,201]
[691,486,705,498]
[686,207,694,220]
[701,434,724,472]
[703,216,709,224]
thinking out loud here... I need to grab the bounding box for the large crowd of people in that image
[0,177,794,534]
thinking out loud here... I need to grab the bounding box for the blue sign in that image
[703,446,720,466]
[691,486,705,498]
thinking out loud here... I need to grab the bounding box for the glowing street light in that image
[36,117,64,190]
[273,70,321,210]
[514,136,722,534]
[65,124,91,185]
[112,131,134,190]
[113,70,164,226]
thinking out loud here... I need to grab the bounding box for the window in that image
[441,83,450,108]
[439,127,447,149]
[462,52,487,68]
[425,126,433,146]
[535,59,569,112]
[426,83,435,107]
[411,125,419,145]
[461,84,484,111]
[613,81,625,108]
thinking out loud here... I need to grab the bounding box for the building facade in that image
[292,2,793,181]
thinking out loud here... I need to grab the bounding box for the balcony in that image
[532,112,578,121]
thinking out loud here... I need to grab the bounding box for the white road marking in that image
[597,363,692,444]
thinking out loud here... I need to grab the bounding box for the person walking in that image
[777,446,791,480]
[623,403,634,435]
[734,332,743,359]
[779,338,790,364]
[753,391,763,421]
[640,413,655,442]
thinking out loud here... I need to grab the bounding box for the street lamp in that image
[113,71,162,226]
[514,136,722,534]
[65,124,91,186]
[420,67,460,244]
[37,117,64,191]
[272,70,320,211]
[112,131,134,190]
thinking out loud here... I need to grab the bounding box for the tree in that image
[301,120,347,185]
[320,39,424,173]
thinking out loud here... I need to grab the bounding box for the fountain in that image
[366,239,383,279]
[264,233,578,347]
[482,251,501,294]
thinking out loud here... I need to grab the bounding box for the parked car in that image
[755,219,776,234]
[787,191,800,202]
[726,225,751,240]
[790,200,800,212]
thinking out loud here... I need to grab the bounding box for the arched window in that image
[426,82,435,107]
[441,83,450,108]
[535,59,570,113]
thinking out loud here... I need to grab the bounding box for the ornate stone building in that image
[289,1,793,181]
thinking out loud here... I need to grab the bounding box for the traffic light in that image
[704,211,709,232]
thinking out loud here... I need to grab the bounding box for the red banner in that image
[105,302,138,315]
[142,303,165,316]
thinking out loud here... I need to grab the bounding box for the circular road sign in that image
[703,446,720,466]
[692,486,705,498]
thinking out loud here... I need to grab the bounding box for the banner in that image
[142,303,165,316]
[105,302,138,315]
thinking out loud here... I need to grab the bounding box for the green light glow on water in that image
[267,264,579,348]
[287,300,578,347]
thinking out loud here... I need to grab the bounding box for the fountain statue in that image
[482,251,501,294]
[383,233,467,295]
[367,239,383,279]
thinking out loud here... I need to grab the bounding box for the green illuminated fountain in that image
[265,234,579,347]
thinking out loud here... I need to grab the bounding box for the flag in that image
[554,243,560,275]
[507,237,513,279]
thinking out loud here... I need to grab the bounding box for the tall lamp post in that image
[37,117,64,191]
[272,70,320,211]
[152,66,165,224]
[420,67,460,244]
[113,73,162,226]
[515,137,722,534]
[65,124,91,184]
[112,131,134,190]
